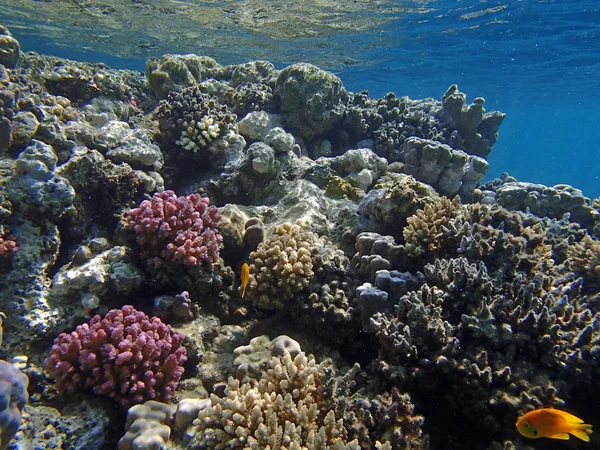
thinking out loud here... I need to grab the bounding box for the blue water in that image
[5,0,600,197]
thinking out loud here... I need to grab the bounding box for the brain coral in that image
[45,305,187,409]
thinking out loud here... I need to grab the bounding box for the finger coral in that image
[126,190,222,266]
[188,350,362,449]
[157,86,236,153]
[246,223,319,309]
[45,305,187,409]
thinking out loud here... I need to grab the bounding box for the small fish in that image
[240,263,249,298]
[516,408,593,442]
[128,95,138,109]
[0,311,5,347]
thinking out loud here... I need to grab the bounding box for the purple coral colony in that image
[0,22,598,450]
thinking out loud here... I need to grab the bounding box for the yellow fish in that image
[240,263,249,298]
[516,408,593,442]
[0,311,5,347]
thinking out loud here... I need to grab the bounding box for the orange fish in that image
[516,408,593,442]
[240,263,249,298]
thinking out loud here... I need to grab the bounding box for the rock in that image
[51,246,143,301]
[145,54,220,98]
[11,111,39,146]
[230,60,277,86]
[264,127,295,153]
[106,128,164,170]
[11,140,75,220]
[249,142,275,174]
[237,110,279,141]
[93,120,131,151]
[0,26,20,68]
[0,116,12,151]
[273,63,347,139]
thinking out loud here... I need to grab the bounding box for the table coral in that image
[45,305,187,409]
[126,190,223,266]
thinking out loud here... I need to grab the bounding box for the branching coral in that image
[188,351,361,449]
[0,226,17,257]
[126,190,222,266]
[156,86,236,153]
[567,234,600,287]
[401,199,554,279]
[246,223,319,309]
[402,196,461,255]
[45,305,187,409]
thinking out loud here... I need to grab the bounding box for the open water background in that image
[3,0,599,197]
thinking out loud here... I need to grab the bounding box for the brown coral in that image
[189,351,362,449]
[247,223,319,309]
[403,196,461,255]
[568,234,600,285]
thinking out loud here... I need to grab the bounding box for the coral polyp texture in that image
[45,305,187,409]
[246,223,319,309]
[157,86,236,153]
[188,351,364,450]
[568,234,600,288]
[126,190,223,266]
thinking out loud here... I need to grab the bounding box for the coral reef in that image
[45,305,187,409]
[156,86,237,154]
[2,24,599,450]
